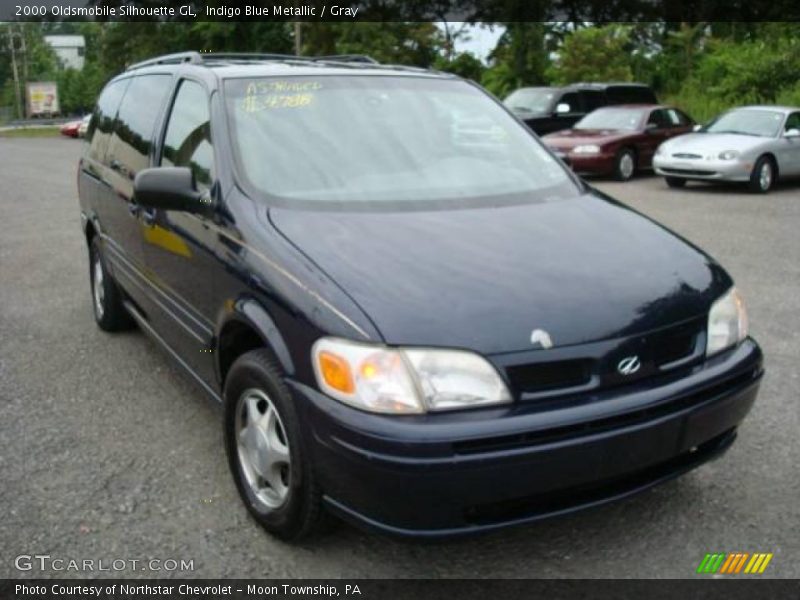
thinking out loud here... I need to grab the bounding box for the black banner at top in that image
[4,0,800,22]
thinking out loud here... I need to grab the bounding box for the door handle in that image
[109,158,122,172]
[142,207,157,226]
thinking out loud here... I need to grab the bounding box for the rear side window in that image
[107,74,173,177]
[580,90,605,111]
[161,80,214,189]
[87,78,129,164]
[606,86,657,104]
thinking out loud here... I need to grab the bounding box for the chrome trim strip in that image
[102,235,212,340]
[123,300,222,403]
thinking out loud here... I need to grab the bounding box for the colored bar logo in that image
[697,552,773,574]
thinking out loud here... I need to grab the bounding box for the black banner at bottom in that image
[2,579,799,600]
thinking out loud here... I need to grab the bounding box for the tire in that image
[89,237,133,331]
[749,156,774,194]
[614,148,636,181]
[223,349,324,541]
[665,176,686,189]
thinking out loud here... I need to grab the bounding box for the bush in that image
[666,35,800,123]
[776,82,800,107]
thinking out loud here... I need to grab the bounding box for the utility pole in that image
[294,22,302,56]
[6,25,24,119]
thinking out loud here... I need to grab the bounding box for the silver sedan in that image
[653,105,800,193]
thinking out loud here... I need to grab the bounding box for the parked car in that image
[654,105,800,193]
[78,52,762,540]
[504,82,657,135]
[60,119,82,138]
[542,105,695,180]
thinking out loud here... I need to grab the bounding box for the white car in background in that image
[653,106,800,193]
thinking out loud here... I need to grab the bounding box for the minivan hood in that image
[270,191,730,355]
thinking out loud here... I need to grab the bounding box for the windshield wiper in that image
[510,105,532,113]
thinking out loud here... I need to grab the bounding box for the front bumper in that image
[654,155,753,182]
[551,150,616,175]
[291,339,763,537]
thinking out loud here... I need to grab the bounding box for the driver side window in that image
[647,109,669,129]
[161,80,214,189]
[784,112,800,132]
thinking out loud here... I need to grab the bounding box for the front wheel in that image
[749,156,774,194]
[614,149,636,181]
[665,176,686,189]
[223,349,324,541]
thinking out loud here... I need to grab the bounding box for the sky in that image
[441,23,505,63]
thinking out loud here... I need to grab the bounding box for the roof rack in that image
[126,51,202,71]
[313,54,378,64]
[126,51,380,71]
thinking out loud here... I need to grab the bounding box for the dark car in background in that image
[504,82,658,135]
[78,52,762,540]
[543,105,695,180]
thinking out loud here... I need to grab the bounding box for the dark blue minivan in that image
[78,52,763,540]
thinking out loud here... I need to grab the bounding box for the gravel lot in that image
[1,138,798,579]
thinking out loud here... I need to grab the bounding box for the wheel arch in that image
[215,298,295,389]
[761,152,779,178]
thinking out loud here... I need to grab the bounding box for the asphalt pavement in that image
[1,137,798,578]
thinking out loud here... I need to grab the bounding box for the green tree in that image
[434,52,485,82]
[301,23,443,66]
[547,25,634,84]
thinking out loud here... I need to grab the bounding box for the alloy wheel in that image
[759,162,772,191]
[619,152,635,180]
[235,388,292,511]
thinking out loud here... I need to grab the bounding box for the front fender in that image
[215,296,295,382]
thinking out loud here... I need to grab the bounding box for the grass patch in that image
[0,126,62,138]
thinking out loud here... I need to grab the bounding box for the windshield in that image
[575,108,645,131]
[705,109,784,137]
[503,88,555,114]
[225,76,578,208]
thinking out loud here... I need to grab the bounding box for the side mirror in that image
[555,103,570,115]
[645,122,658,131]
[134,167,213,214]
[784,128,800,138]
[693,124,702,132]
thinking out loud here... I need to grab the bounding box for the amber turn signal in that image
[318,351,355,394]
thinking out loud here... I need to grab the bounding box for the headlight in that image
[706,287,748,357]
[572,144,601,154]
[312,338,511,414]
[718,150,740,160]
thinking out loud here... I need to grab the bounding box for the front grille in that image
[507,359,592,393]
[504,317,705,397]
[671,152,703,159]
[661,167,716,176]
[652,319,701,367]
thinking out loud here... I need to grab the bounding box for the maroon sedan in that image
[542,105,695,181]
